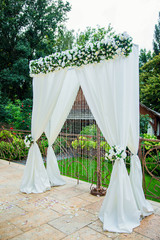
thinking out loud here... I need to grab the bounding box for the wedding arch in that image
[21,32,153,233]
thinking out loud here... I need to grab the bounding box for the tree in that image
[139,48,152,68]
[140,54,160,112]
[0,0,71,101]
[153,12,160,55]
[75,24,114,46]
[49,25,75,52]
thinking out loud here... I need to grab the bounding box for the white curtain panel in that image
[127,46,153,216]
[77,45,141,233]
[45,69,80,186]
[20,69,68,193]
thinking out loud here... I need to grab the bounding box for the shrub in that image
[0,130,28,160]
[2,99,32,130]
[140,114,151,135]
[72,124,110,152]
[141,133,160,151]
[53,137,67,155]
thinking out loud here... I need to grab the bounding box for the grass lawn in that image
[58,157,160,203]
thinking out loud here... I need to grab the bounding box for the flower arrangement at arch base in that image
[24,134,33,148]
[105,145,127,162]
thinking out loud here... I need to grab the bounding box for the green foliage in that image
[0,130,49,160]
[80,124,97,137]
[0,0,71,101]
[75,25,114,46]
[141,133,160,151]
[140,114,151,135]
[53,137,67,155]
[72,124,110,151]
[53,25,75,52]
[140,54,160,112]
[4,99,32,130]
[139,49,152,69]
[58,156,113,188]
[153,12,160,55]
[0,130,28,160]
[144,155,160,177]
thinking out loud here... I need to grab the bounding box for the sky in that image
[65,0,160,52]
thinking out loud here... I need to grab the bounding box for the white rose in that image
[97,42,100,49]
[121,151,127,159]
[68,54,72,60]
[62,62,65,67]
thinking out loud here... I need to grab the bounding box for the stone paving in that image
[0,159,160,240]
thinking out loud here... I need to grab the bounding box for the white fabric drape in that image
[127,47,153,216]
[21,69,68,193]
[77,45,141,233]
[45,70,80,186]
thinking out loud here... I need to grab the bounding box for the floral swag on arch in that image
[30,31,132,75]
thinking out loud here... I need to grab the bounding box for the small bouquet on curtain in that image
[105,145,127,162]
[24,134,33,148]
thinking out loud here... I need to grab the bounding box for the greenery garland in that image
[29,32,133,75]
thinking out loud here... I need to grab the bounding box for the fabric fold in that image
[77,45,141,233]
[46,145,65,186]
[99,159,140,233]
[21,69,67,193]
[130,155,154,216]
[45,69,80,186]
[20,142,51,193]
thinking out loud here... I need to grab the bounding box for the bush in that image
[141,133,160,151]
[0,130,28,160]
[140,114,151,135]
[72,124,110,152]
[53,137,67,155]
[0,130,50,160]
[1,99,32,130]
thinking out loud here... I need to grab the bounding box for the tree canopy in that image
[153,12,160,55]
[139,49,152,69]
[140,54,160,112]
[0,0,71,101]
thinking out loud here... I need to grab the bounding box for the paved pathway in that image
[0,160,160,240]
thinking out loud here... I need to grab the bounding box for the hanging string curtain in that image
[21,36,153,233]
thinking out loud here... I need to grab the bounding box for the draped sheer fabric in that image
[45,70,80,186]
[127,47,153,216]
[77,45,141,232]
[20,69,68,193]
[21,45,152,233]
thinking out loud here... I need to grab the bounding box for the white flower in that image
[97,42,100,49]
[106,145,126,162]
[119,34,124,41]
[100,56,105,60]
[30,31,132,75]
[62,62,65,67]
[123,31,130,39]
[121,151,127,159]
[24,134,32,148]
[89,42,94,50]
